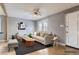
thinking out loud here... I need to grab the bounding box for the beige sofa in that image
[32,32,54,45]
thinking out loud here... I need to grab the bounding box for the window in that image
[38,19,48,32]
[43,22,47,31]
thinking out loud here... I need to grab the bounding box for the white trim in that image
[58,42,66,46]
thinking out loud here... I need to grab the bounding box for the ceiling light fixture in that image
[33,8,41,16]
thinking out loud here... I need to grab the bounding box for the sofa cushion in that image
[40,32,44,37]
[40,32,47,37]
[32,35,44,40]
[32,34,54,45]
[36,32,40,36]
[44,33,54,40]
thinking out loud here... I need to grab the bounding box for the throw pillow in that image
[12,35,15,39]
[36,32,40,36]
[44,34,54,40]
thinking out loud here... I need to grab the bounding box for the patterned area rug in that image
[14,40,53,55]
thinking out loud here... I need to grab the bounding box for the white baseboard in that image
[58,42,66,46]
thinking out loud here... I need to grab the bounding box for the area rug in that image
[14,40,53,55]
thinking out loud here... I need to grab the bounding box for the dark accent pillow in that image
[12,35,15,39]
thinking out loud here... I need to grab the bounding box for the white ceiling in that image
[4,3,79,20]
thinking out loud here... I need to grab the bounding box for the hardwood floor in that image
[0,41,15,55]
[0,41,79,55]
[26,45,65,55]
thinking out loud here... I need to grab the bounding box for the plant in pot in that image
[28,33,32,38]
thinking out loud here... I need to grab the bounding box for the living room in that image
[0,3,79,55]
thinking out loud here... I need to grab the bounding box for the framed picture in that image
[18,22,25,30]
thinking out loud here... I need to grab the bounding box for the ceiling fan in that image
[33,8,41,16]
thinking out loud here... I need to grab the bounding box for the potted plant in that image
[28,33,32,38]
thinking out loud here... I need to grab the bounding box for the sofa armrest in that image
[44,36,54,44]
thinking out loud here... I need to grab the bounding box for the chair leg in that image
[53,41,57,47]
[8,47,10,52]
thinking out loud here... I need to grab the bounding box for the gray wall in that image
[34,21,37,32]
[7,17,35,39]
[47,13,65,43]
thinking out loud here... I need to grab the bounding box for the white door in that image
[77,13,79,48]
[66,12,78,48]
[66,14,69,45]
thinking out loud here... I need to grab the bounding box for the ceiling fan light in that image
[33,8,41,16]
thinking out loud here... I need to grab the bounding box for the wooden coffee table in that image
[22,37,35,47]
